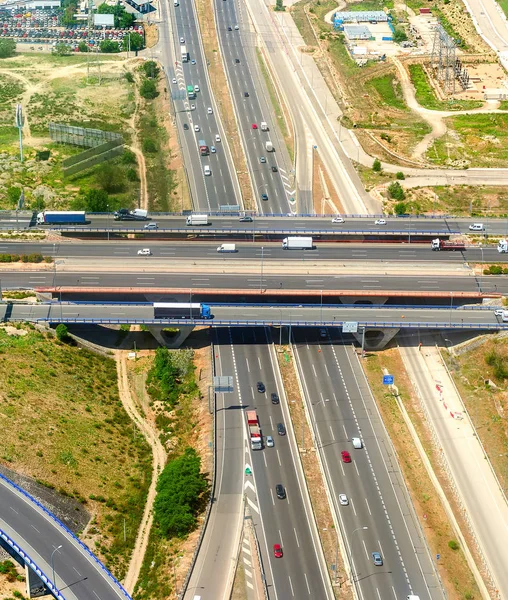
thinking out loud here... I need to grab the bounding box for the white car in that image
[375,219,387,225]
[180,37,185,43]
[194,124,200,132]
[332,216,344,224]
[215,134,221,142]
[190,104,195,110]
[137,248,151,256]
[210,145,216,153]
[234,24,239,29]
[266,435,274,448]
[494,309,505,317]
[207,107,213,114]
[172,77,177,84]
[339,494,349,506]
[144,223,157,230]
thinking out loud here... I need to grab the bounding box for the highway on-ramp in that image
[0,475,130,600]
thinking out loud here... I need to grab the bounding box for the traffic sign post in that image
[342,321,358,333]
[383,374,394,385]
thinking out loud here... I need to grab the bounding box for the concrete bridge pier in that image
[352,327,399,351]
[147,325,195,348]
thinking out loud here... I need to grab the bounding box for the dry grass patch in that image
[362,346,481,600]
[313,149,344,214]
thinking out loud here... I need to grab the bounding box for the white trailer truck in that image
[282,237,313,250]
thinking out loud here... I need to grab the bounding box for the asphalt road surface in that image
[0,476,130,600]
[1,240,504,263]
[1,303,505,328]
[293,330,444,600]
[228,327,333,599]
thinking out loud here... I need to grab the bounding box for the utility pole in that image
[15,104,24,163]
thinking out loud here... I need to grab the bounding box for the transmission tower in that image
[430,24,456,95]
[86,0,101,85]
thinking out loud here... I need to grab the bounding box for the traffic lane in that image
[234,329,330,597]
[0,481,126,600]
[2,271,504,295]
[292,332,407,599]
[3,241,503,262]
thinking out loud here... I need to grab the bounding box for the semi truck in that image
[217,243,236,253]
[265,141,273,152]
[114,208,148,221]
[498,239,508,253]
[431,238,466,251]
[282,236,313,250]
[181,45,188,62]
[186,214,209,226]
[36,211,86,225]
[199,140,209,156]
[246,410,262,450]
[153,302,212,319]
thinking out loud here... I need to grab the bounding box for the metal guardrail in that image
[0,473,132,600]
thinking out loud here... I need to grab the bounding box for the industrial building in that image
[343,25,372,40]
[333,10,389,28]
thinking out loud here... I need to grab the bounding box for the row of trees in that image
[146,347,197,408]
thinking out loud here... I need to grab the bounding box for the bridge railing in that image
[0,473,132,600]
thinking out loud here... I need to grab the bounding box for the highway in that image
[0,475,130,600]
[293,331,443,600]
[215,0,293,214]
[0,271,502,295]
[227,327,333,599]
[1,240,505,262]
[159,0,240,210]
[1,302,506,328]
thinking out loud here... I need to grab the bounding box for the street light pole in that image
[449,291,453,326]
[51,545,62,589]
[349,526,368,586]
[107,204,110,242]
[260,246,264,293]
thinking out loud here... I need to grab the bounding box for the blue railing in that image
[0,473,132,600]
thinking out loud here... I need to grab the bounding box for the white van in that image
[174,0,179,6]
[469,223,485,231]
[217,243,236,253]
[352,437,363,449]
[204,165,211,176]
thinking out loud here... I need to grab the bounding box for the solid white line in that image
[304,573,310,594]
[288,575,295,597]
[276,449,282,467]
[365,497,372,516]
[329,425,335,441]
[270,488,275,506]
[294,527,300,547]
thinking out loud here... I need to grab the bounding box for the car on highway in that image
[191,59,196,64]
[375,219,387,225]
[257,381,265,393]
[207,107,213,114]
[235,24,239,29]
[372,552,383,566]
[339,493,349,506]
[194,124,200,132]
[204,165,211,176]
[183,123,189,130]
[277,422,286,436]
[190,103,195,110]
[144,222,157,230]
[275,484,286,499]
[172,77,177,84]
[179,36,184,43]
[494,309,505,317]
[469,223,485,231]
[210,145,216,153]
[215,134,221,142]
[228,26,232,31]
[137,248,151,256]
[319,328,327,338]
[341,450,351,463]
[252,123,258,129]
[266,435,274,447]
[194,85,200,92]
[332,216,345,223]
[239,215,253,222]
[244,91,249,97]
[261,193,268,201]
[271,165,278,172]
[259,156,266,163]
[271,392,279,404]
[273,544,283,558]
[235,58,240,63]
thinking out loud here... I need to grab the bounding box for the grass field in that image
[499,0,508,18]
[0,325,151,580]
[404,185,508,216]
[427,113,508,167]
[408,64,483,111]
[367,73,407,111]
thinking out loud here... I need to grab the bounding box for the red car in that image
[273,543,283,558]
[341,451,351,463]
[252,123,258,129]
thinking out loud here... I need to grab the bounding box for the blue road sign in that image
[383,374,394,385]
[436,554,441,560]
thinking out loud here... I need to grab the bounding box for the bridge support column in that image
[352,327,399,351]
[146,325,195,348]
[340,296,388,305]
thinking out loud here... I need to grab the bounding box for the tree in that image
[388,181,405,201]
[83,188,109,212]
[372,158,382,172]
[6,186,21,207]
[123,32,144,52]
[53,42,72,56]
[154,448,208,538]
[97,3,135,28]
[0,39,16,59]
[142,60,160,79]
[393,201,407,215]
[142,138,158,153]
[61,0,78,26]
[274,0,285,10]
[395,171,405,180]
[99,39,120,54]
[140,78,158,99]
[97,164,126,194]
[56,324,69,341]
[78,41,88,52]
[393,28,408,43]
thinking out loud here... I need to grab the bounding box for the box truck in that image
[153,302,212,319]
[498,239,508,253]
[247,410,262,450]
[36,211,86,225]
[217,243,236,253]
[282,237,313,250]
[265,141,273,152]
[198,140,209,156]
[181,45,188,62]
[186,214,209,226]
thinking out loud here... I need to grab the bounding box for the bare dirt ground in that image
[127,63,149,211]
[115,351,167,594]
[313,149,344,214]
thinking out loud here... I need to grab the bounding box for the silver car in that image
[266,435,274,448]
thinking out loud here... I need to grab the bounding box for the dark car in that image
[271,165,278,172]
[271,392,279,405]
[341,450,351,463]
[244,91,249,97]
[239,215,253,222]
[228,25,232,31]
[257,381,265,393]
[183,123,189,130]
[277,422,286,436]
[235,58,240,63]
[261,193,268,201]
[275,484,286,499]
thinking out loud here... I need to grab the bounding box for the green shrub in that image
[140,78,158,99]
[448,540,459,551]
[56,324,69,341]
[126,167,138,182]
[124,71,134,83]
[388,181,405,201]
[142,138,158,153]
[142,60,160,79]
[372,158,382,172]
[394,201,407,215]
[396,171,405,180]
[121,149,137,164]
